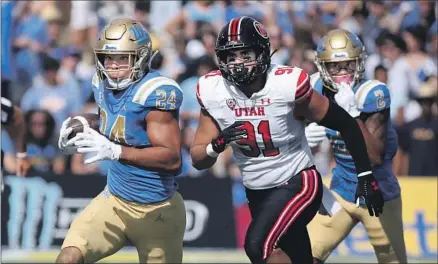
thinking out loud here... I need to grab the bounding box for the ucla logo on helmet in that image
[103,44,120,50]
[348,32,363,47]
[253,21,269,39]
[129,24,150,45]
[331,52,349,59]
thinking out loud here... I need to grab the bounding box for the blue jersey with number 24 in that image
[92,70,183,204]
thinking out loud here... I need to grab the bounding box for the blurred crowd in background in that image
[1,0,437,208]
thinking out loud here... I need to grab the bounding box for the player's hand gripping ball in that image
[58,113,100,154]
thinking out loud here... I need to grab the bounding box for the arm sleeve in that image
[318,100,372,175]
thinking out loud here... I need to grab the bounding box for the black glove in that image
[355,172,384,217]
[211,121,247,154]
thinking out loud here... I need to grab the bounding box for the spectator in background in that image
[20,55,82,130]
[314,1,341,27]
[225,0,265,23]
[97,1,135,28]
[2,110,65,175]
[365,30,392,80]
[148,0,181,33]
[395,77,438,176]
[56,47,89,104]
[13,1,50,92]
[361,0,388,54]
[396,25,437,124]
[379,32,410,125]
[268,26,290,65]
[178,55,217,178]
[40,3,64,49]
[180,55,217,132]
[337,1,365,36]
[69,1,98,60]
[401,25,437,91]
[196,21,218,58]
[133,0,151,28]
[165,0,225,40]
[397,1,436,31]
[374,64,388,83]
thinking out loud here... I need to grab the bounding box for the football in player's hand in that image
[66,113,100,140]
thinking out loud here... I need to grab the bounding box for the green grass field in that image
[2,248,436,263]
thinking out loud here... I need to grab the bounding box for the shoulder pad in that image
[267,65,310,102]
[92,73,101,89]
[197,70,223,108]
[355,80,390,113]
[132,76,183,110]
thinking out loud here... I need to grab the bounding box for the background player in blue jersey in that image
[305,29,407,263]
[56,18,186,264]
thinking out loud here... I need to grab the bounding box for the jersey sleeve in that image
[310,72,323,95]
[132,76,183,111]
[196,82,205,109]
[91,73,101,103]
[357,83,391,113]
[294,69,313,102]
[1,97,14,125]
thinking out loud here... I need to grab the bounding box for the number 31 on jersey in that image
[236,120,280,157]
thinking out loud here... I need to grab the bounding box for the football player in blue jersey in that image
[305,29,407,263]
[56,18,186,264]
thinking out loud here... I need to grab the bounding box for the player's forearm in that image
[120,146,182,175]
[190,144,217,170]
[318,102,372,175]
[357,120,384,166]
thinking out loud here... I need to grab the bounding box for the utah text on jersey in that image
[197,66,315,190]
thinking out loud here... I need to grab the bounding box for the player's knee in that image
[56,247,84,264]
[244,237,265,264]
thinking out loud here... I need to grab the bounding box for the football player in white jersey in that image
[305,29,407,264]
[190,17,384,264]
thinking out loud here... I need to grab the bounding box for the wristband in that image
[206,143,219,158]
[358,171,372,177]
[16,152,28,158]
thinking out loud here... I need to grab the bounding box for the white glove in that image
[334,82,361,118]
[58,117,78,154]
[305,122,327,148]
[72,127,122,164]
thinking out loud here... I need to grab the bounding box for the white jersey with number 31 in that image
[197,65,315,190]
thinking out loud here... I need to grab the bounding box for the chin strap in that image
[269,49,278,58]
[148,50,160,69]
